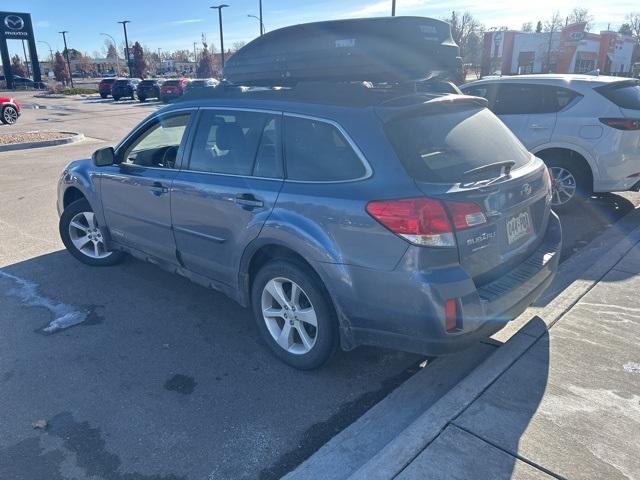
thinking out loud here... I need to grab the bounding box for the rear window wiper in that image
[462,160,516,180]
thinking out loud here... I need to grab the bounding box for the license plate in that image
[506,209,533,245]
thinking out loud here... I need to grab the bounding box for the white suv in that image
[461,75,640,208]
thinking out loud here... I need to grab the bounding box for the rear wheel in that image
[251,260,337,369]
[540,154,591,210]
[59,199,124,267]
[100,93,108,99]
[113,95,120,101]
[139,96,146,102]
[1,105,18,124]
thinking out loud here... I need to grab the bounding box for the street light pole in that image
[117,20,132,77]
[391,0,396,16]
[21,39,31,78]
[259,0,264,36]
[58,30,74,87]
[210,5,229,70]
[100,32,121,75]
[38,40,54,66]
[247,15,265,36]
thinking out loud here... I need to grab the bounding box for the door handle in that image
[150,181,169,196]
[530,124,548,130]
[235,193,264,209]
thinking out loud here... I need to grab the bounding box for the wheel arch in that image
[63,186,87,209]
[533,146,595,190]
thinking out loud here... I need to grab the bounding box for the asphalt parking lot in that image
[1,91,640,480]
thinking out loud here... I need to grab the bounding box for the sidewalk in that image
[394,243,640,479]
[351,233,640,479]
[286,212,640,480]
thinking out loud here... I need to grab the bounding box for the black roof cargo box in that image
[223,16,460,86]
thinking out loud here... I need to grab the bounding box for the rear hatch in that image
[380,96,552,285]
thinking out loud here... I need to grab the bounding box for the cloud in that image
[169,18,205,25]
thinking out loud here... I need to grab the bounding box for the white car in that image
[461,75,640,208]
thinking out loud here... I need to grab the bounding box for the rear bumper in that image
[317,212,561,355]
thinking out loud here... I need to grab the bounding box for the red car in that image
[1,97,20,125]
[160,78,190,103]
[98,78,117,99]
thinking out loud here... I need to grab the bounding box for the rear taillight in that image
[444,298,459,332]
[366,197,455,247]
[366,197,486,247]
[542,166,553,202]
[599,118,640,130]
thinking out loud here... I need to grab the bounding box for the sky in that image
[2,0,638,61]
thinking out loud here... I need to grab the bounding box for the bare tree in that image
[568,7,594,31]
[446,11,484,60]
[10,54,27,77]
[231,41,246,52]
[521,22,533,32]
[53,51,70,84]
[131,42,147,78]
[626,13,640,41]
[543,11,563,73]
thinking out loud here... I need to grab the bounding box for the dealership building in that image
[482,22,636,77]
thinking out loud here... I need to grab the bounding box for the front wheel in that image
[100,93,108,99]
[59,199,124,266]
[138,96,146,102]
[112,96,120,101]
[251,260,338,370]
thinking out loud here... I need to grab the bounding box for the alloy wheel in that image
[549,166,577,206]
[261,277,318,355]
[68,211,112,259]
[3,106,18,124]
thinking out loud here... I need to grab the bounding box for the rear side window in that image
[597,81,640,110]
[284,116,366,181]
[188,110,282,178]
[384,107,531,183]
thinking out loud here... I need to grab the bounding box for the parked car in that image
[0,75,46,90]
[183,78,219,94]
[98,78,117,98]
[111,78,141,101]
[57,85,561,369]
[136,79,164,102]
[461,75,640,208]
[159,78,190,102]
[0,96,20,124]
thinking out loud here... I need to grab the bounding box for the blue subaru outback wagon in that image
[57,83,561,369]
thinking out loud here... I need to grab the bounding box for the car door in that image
[171,108,284,286]
[99,111,194,262]
[493,83,556,149]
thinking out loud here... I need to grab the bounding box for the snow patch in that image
[0,270,88,333]
[623,362,640,374]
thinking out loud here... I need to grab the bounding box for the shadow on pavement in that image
[0,249,423,480]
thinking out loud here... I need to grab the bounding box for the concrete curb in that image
[348,217,640,480]
[0,131,85,152]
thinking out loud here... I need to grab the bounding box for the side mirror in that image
[92,147,115,167]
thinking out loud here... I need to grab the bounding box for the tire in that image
[139,96,146,102]
[100,93,108,99]
[251,259,338,369]
[113,96,120,101]
[541,154,591,211]
[1,105,18,125]
[59,198,125,267]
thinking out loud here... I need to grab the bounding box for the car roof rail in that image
[176,78,462,106]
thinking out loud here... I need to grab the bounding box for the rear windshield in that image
[384,107,531,183]
[164,80,180,86]
[114,80,129,86]
[597,81,640,110]
[140,80,156,85]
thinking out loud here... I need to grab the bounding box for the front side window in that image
[284,116,366,182]
[121,113,190,168]
[188,110,283,178]
[492,84,542,115]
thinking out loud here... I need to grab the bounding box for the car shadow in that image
[0,249,424,479]
[444,317,550,479]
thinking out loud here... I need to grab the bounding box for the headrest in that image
[217,124,245,150]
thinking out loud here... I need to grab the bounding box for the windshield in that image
[384,107,531,183]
